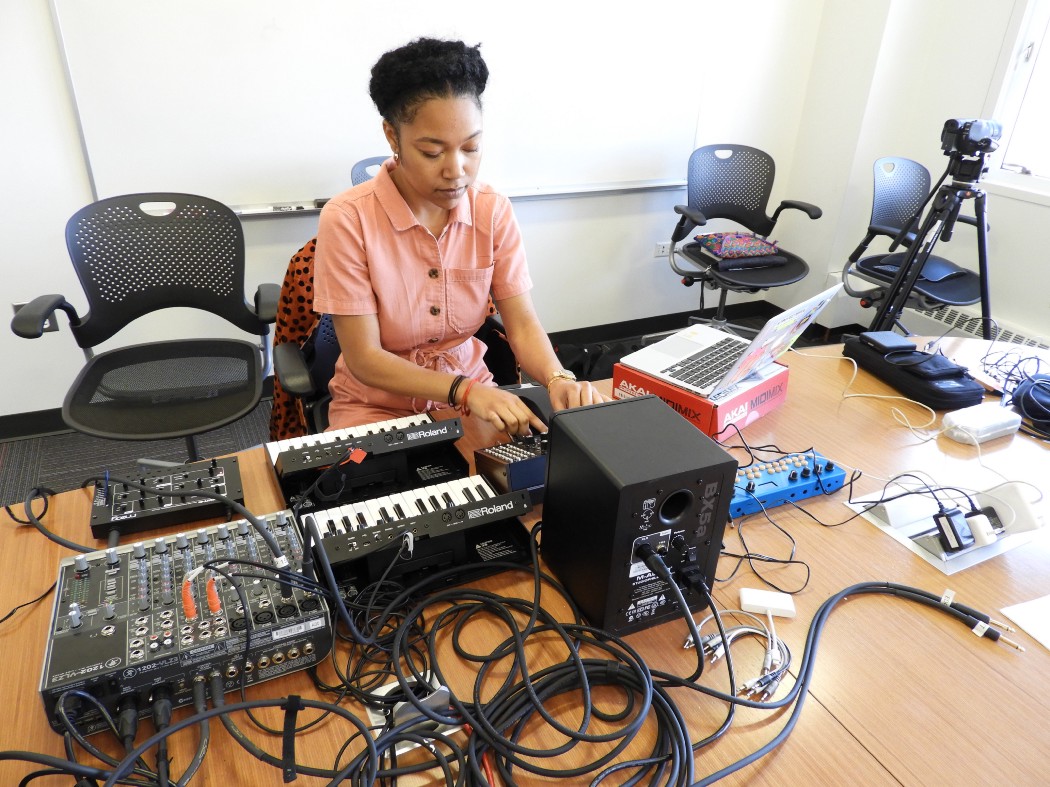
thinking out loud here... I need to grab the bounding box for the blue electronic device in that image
[729,451,846,518]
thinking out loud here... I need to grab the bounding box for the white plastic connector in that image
[739,588,796,618]
[870,496,941,529]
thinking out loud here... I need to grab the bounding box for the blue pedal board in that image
[729,451,846,518]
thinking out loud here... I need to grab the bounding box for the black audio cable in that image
[105,691,380,787]
[634,543,706,681]
[176,678,211,787]
[651,579,1025,785]
[55,689,155,783]
[12,487,97,553]
[0,581,54,629]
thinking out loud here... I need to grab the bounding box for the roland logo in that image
[467,500,515,519]
[406,425,449,440]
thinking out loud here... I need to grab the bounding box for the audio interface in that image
[40,513,331,735]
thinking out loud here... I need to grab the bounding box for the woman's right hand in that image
[461,383,547,436]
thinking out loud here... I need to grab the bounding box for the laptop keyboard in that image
[661,337,746,390]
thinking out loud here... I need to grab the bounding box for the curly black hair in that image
[369,37,488,126]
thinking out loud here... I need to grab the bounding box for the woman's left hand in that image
[546,378,610,411]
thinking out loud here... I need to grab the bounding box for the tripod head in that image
[940,118,1002,184]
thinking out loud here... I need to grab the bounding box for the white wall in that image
[779,0,1044,339]
[2,0,1046,421]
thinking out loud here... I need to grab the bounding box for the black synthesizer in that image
[267,413,468,504]
[296,473,533,594]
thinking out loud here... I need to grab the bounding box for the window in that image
[989,1,1050,192]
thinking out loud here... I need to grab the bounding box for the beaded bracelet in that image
[447,374,467,408]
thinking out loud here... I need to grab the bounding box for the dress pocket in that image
[445,263,494,335]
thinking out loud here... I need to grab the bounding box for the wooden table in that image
[2,339,1048,785]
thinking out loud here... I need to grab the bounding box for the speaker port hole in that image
[659,489,694,526]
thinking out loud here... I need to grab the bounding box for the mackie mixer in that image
[40,513,332,735]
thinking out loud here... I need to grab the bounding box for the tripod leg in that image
[974,192,992,340]
[869,188,954,332]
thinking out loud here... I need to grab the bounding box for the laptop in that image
[618,283,843,400]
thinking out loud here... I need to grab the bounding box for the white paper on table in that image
[1001,595,1050,652]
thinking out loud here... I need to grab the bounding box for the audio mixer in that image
[40,513,332,735]
[88,456,244,538]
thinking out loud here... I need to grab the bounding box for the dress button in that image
[428,268,440,278]
[427,337,439,344]
[430,306,441,316]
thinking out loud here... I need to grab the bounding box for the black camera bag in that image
[842,336,985,410]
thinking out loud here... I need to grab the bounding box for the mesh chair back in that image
[302,314,341,395]
[351,156,388,186]
[687,145,777,236]
[64,193,264,348]
[870,157,931,235]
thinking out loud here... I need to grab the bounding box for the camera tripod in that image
[869,153,992,339]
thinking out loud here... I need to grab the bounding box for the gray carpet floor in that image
[0,399,272,509]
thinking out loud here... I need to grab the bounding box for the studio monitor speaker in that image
[541,396,737,635]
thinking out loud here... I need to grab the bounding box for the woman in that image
[314,37,605,435]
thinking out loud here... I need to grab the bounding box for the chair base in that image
[687,314,760,338]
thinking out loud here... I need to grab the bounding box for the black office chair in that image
[842,157,983,330]
[667,145,821,335]
[11,193,279,461]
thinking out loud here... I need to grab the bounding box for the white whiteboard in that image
[53,0,700,207]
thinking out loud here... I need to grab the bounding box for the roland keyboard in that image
[267,414,468,505]
[298,474,532,572]
[268,414,462,473]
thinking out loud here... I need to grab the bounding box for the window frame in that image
[982,0,1050,205]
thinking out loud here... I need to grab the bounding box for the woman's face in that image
[385,95,483,215]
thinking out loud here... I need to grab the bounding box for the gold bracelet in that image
[545,369,577,389]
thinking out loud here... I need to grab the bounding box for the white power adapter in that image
[942,402,1021,444]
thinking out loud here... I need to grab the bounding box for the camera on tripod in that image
[940,118,1002,157]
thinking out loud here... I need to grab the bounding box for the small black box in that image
[541,396,737,635]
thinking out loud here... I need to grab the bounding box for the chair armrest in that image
[11,294,80,338]
[671,205,708,242]
[253,283,280,323]
[273,340,316,397]
[772,199,822,222]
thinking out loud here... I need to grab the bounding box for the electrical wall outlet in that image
[654,241,671,257]
[12,302,58,333]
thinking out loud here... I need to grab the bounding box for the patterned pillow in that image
[696,232,779,258]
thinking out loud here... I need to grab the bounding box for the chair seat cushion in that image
[855,253,981,306]
[63,339,262,441]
